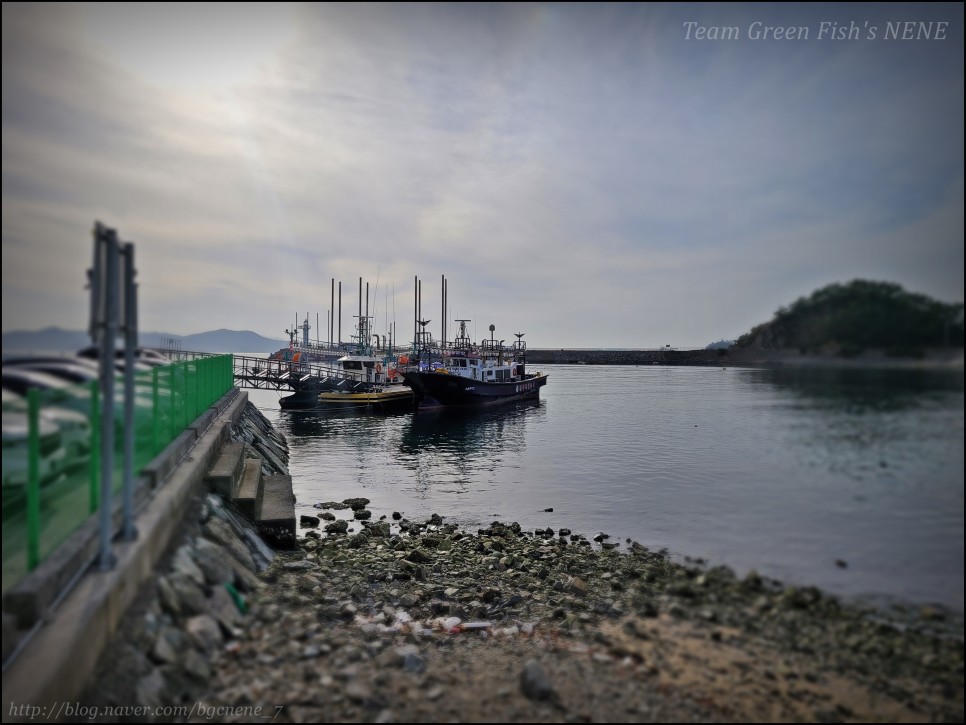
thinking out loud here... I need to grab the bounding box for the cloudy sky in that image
[2,3,962,348]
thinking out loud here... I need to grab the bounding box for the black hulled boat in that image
[401,322,548,409]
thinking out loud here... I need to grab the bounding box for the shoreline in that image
[77,397,963,723]
[194,504,962,723]
[525,347,965,369]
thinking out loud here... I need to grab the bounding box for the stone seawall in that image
[2,395,294,722]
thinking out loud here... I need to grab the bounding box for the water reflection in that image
[250,367,963,612]
[740,366,965,488]
[270,397,547,501]
[281,407,408,441]
[395,400,544,492]
[747,367,964,413]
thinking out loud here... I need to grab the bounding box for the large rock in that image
[204,517,256,572]
[191,539,236,586]
[157,575,182,618]
[166,573,208,617]
[325,520,349,535]
[209,584,244,631]
[135,667,166,708]
[172,545,206,586]
[520,659,555,701]
[184,614,223,652]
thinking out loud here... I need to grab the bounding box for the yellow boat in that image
[316,386,414,412]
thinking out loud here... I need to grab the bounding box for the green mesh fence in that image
[1,354,233,593]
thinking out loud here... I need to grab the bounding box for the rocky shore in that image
[196,504,962,723]
[79,401,963,723]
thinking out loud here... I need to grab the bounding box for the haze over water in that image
[248,364,965,613]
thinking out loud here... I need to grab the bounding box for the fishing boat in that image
[401,321,548,409]
[314,346,413,412]
[275,310,412,412]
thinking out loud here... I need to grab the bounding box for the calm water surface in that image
[248,364,964,612]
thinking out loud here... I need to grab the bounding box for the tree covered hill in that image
[735,280,964,353]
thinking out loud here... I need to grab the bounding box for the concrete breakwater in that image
[2,395,294,721]
[79,401,293,715]
[116,503,962,722]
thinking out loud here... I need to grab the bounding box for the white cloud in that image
[3,3,963,346]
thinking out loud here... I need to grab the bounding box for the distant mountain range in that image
[1,327,287,355]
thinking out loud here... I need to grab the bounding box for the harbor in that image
[3,3,963,722]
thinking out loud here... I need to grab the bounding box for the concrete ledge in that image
[206,441,246,498]
[186,406,218,437]
[256,474,296,549]
[234,457,262,521]
[140,429,196,490]
[1,390,248,719]
[139,387,243,490]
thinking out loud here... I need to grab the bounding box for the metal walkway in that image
[232,354,343,391]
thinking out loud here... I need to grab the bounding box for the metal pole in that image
[26,388,40,571]
[331,278,335,346]
[98,227,118,570]
[152,366,160,454]
[89,381,100,512]
[168,364,175,446]
[338,281,342,346]
[121,242,137,541]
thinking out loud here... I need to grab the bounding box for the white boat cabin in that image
[431,321,527,383]
[337,354,405,385]
[436,352,524,383]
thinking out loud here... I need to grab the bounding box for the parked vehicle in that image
[2,407,68,491]
[1,389,91,457]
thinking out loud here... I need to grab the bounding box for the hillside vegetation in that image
[735,280,964,354]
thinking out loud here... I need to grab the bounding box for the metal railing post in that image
[26,389,41,571]
[168,364,175,446]
[121,242,137,541]
[98,229,118,571]
[89,381,100,512]
[152,366,160,454]
[183,361,190,429]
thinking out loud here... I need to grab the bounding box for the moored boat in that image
[312,346,413,411]
[401,321,547,409]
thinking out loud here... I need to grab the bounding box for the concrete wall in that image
[1,388,248,720]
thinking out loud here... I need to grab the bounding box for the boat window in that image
[342,361,363,370]
[459,359,467,368]
[364,361,375,368]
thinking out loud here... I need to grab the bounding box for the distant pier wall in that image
[526,347,965,367]
[526,348,731,365]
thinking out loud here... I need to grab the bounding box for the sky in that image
[2,3,963,348]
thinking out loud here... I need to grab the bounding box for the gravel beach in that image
[158,504,965,723]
